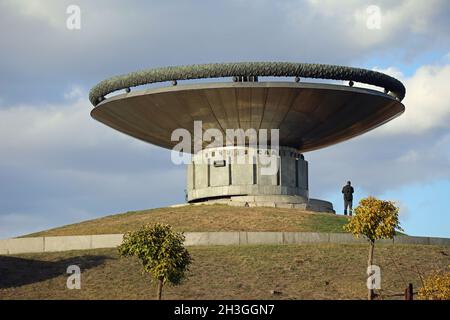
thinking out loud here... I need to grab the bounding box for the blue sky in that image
[322,180,450,238]
[0,0,449,238]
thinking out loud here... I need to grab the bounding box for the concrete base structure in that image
[186,146,334,213]
[196,196,334,213]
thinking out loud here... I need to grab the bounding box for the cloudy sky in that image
[0,0,449,239]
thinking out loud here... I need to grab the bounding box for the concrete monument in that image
[89,62,406,213]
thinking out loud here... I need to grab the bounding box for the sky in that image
[0,0,449,239]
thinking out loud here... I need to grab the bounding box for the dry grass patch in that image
[23,205,350,237]
[1,244,448,300]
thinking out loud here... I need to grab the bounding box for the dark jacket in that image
[342,185,354,201]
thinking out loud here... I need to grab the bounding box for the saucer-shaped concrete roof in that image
[89,62,405,153]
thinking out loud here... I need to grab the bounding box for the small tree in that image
[118,223,192,300]
[343,196,402,300]
[418,269,450,300]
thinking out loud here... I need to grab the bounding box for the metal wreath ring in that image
[89,62,406,106]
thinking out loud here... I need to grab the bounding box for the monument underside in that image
[91,82,404,153]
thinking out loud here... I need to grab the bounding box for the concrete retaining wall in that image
[0,237,45,255]
[0,234,124,255]
[1,233,449,255]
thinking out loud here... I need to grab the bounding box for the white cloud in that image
[0,94,108,166]
[63,85,84,100]
[347,60,450,135]
[1,0,448,107]
[280,0,450,70]
[0,87,170,171]
[372,66,404,80]
[303,0,448,48]
[0,88,186,238]
[2,0,67,28]
[375,62,450,134]
[395,200,410,220]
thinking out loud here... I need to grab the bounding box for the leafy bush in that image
[344,196,402,242]
[344,196,402,300]
[118,223,192,299]
[418,269,450,300]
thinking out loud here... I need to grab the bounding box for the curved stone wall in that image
[187,146,308,202]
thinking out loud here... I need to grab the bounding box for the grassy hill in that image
[1,243,448,300]
[24,204,351,237]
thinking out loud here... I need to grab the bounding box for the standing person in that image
[342,181,354,216]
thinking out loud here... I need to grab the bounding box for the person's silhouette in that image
[341,181,354,216]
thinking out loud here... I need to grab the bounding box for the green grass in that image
[23,205,352,237]
[1,244,448,300]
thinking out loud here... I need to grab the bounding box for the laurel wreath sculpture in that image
[89,62,406,106]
